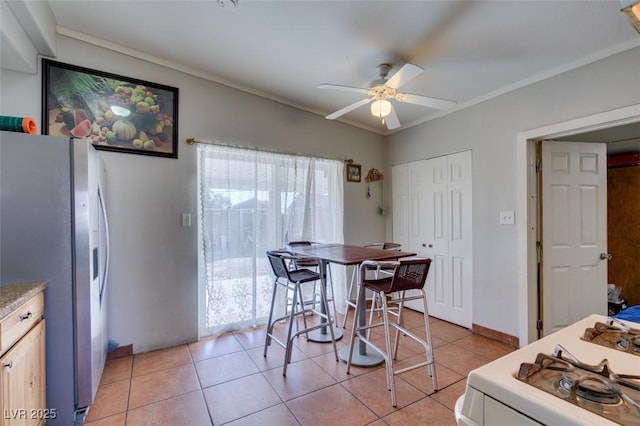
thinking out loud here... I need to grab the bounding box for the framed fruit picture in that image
[42,59,179,159]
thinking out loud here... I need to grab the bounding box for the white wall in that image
[0,35,387,353]
[386,46,640,343]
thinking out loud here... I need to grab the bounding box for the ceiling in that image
[45,1,640,135]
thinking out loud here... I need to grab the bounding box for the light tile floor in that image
[84,310,515,425]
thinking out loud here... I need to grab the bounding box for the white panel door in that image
[392,164,409,250]
[446,151,473,327]
[397,152,472,328]
[408,159,431,258]
[542,141,607,336]
[422,156,449,319]
[403,160,432,313]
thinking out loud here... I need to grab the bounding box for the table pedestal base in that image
[306,325,343,343]
[338,345,384,367]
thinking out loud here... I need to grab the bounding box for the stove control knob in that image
[600,252,612,260]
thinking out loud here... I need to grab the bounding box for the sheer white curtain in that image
[197,143,344,336]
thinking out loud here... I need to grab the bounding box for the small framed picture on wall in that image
[346,164,361,182]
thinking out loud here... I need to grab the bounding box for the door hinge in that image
[536,240,542,264]
[536,320,543,330]
[535,161,542,173]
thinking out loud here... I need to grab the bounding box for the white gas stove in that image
[455,314,640,426]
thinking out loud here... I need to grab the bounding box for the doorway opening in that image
[518,104,640,346]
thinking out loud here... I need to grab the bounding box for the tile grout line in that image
[186,344,217,425]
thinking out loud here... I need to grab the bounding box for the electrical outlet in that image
[500,211,515,225]
[181,213,191,227]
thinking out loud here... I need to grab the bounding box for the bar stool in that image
[287,241,339,319]
[264,250,338,376]
[341,242,402,329]
[346,257,437,407]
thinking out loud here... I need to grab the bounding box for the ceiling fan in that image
[318,63,456,130]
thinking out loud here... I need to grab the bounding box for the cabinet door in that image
[0,320,46,426]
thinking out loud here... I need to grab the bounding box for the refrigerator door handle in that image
[98,184,110,303]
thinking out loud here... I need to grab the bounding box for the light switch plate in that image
[500,211,515,225]
[181,213,191,227]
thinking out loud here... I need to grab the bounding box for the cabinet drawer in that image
[0,293,44,355]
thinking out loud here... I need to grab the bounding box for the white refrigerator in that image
[0,130,110,425]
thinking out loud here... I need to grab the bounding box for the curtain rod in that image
[186,137,349,163]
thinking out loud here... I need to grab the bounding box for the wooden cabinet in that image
[0,292,46,426]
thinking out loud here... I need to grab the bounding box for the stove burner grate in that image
[618,334,640,353]
[559,374,621,405]
[516,345,640,425]
[583,320,640,356]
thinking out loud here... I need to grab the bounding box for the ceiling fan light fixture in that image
[621,0,640,33]
[371,99,392,118]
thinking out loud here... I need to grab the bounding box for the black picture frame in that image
[346,164,361,182]
[42,59,179,159]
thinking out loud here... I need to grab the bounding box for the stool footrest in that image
[290,317,334,340]
[265,335,287,351]
[394,360,435,377]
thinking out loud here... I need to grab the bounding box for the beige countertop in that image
[0,281,47,320]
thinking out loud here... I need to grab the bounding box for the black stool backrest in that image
[364,242,402,251]
[288,241,312,247]
[266,251,291,280]
[286,241,319,268]
[382,242,402,250]
[386,258,431,293]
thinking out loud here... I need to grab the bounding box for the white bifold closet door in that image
[392,150,472,328]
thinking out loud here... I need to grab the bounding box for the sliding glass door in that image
[197,144,344,336]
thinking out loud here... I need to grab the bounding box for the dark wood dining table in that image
[285,243,417,366]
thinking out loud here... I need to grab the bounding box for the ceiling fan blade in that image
[317,84,369,95]
[385,63,424,89]
[384,104,401,130]
[326,97,373,120]
[395,92,457,110]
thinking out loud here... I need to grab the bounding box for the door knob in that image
[600,252,612,260]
